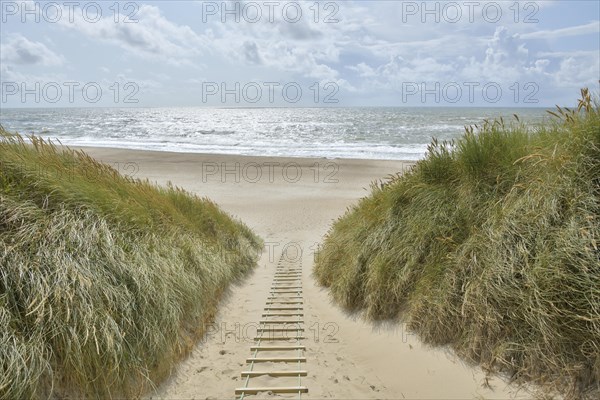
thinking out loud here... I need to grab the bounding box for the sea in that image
[0,107,551,161]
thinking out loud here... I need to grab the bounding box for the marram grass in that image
[314,89,600,398]
[0,129,262,399]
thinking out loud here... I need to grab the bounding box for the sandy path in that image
[83,148,532,399]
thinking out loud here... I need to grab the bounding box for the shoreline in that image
[75,145,425,164]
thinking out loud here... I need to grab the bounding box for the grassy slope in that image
[314,90,600,398]
[0,130,262,399]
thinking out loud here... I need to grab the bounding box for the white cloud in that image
[0,34,64,66]
[553,55,600,88]
[347,62,377,78]
[460,26,534,82]
[59,4,208,66]
[521,21,600,40]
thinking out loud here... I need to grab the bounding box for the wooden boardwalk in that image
[235,253,308,398]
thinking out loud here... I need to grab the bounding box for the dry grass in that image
[314,89,600,398]
[0,130,262,399]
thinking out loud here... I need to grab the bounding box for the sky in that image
[0,0,599,107]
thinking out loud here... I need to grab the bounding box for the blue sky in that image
[1,0,598,107]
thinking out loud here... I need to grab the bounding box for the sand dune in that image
[82,147,532,399]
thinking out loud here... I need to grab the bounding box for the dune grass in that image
[314,89,600,398]
[0,129,263,399]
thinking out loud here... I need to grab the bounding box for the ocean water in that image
[0,107,550,160]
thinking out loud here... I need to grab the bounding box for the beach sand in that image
[82,147,532,399]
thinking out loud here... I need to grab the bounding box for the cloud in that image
[521,21,600,40]
[0,35,64,66]
[346,62,376,78]
[59,4,207,66]
[459,26,533,82]
[553,54,600,88]
[196,2,378,80]
[242,41,262,64]
[277,19,324,40]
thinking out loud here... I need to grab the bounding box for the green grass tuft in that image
[0,129,263,399]
[314,88,600,398]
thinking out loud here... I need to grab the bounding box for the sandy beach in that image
[81,147,532,399]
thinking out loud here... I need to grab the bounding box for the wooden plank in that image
[257,327,305,332]
[259,323,303,327]
[264,307,303,310]
[246,356,306,363]
[235,386,308,394]
[271,286,302,289]
[262,313,304,317]
[266,301,303,305]
[271,283,302,285]
[267,297,303,300]
[240,370,307,377]
[259,320,303,324]
[267,297,302,301]
[267,289,304,299]
[250,345,305,351]
[270,290,302,294]
[255,335,305,340]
